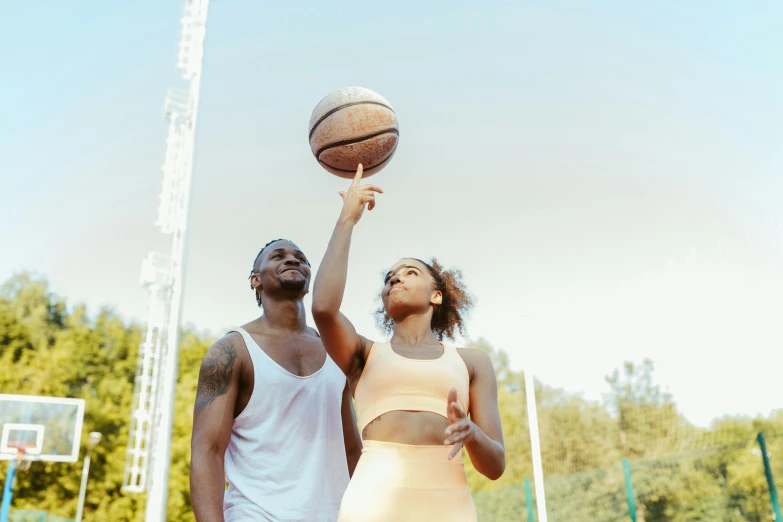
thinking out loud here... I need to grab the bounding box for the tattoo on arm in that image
[194,338,238,418]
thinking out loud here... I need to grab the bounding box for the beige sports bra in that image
[354,341,470,434]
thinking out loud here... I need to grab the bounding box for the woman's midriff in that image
[362,410,451,445]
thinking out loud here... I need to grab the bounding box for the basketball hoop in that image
[7,441,35,471]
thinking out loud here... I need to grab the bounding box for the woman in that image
[312,165,505,521]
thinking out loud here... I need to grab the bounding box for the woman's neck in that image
[390,315,440,346]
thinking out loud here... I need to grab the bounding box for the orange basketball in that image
[308,87,399,179]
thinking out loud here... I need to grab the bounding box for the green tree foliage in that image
[0,273,780,521]
[465,346,782,521]
[0,274,211,521]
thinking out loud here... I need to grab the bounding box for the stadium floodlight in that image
[122,2,211,522]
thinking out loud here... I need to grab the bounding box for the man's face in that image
[251,240,311,301]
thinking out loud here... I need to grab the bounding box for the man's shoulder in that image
[199,331,250,370]
[206,330,245,353]
[308,326,321,339]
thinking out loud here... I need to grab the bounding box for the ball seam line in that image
[309,101,396,140]
[314,129,400,162]
[318,146,397,173]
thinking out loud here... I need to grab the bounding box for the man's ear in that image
[250,273,262,294]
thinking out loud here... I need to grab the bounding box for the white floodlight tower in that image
[122,1,210,521]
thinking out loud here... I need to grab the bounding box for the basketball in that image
[308,86,399,179]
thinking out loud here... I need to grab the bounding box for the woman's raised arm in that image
[312,164,383,375]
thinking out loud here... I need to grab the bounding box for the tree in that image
[606,359,685,458]
[1,274,779,521]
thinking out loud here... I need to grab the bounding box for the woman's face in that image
[381,259,442,320]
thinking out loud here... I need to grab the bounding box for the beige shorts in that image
[338,440,478,522]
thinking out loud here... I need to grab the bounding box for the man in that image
[190,239,362,522]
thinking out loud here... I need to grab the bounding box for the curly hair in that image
[375,258,474,341]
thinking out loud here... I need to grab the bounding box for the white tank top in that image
[223,327,349,522]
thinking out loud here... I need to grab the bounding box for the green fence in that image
[473,431,781,521]
[9,511,73,522]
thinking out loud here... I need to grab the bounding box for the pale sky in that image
[1,1,781,428]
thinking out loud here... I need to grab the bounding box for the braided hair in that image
[249,238,289,307]
[375,258,474,341]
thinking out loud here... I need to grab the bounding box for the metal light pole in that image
[75,432,102,522]
[122,4,211,521]
[524,368,548,522]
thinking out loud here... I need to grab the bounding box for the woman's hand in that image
[444,388,476,459]
[338,164,384,225]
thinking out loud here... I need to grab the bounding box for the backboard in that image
[0,394,85,463]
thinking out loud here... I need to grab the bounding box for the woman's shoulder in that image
[455,346,495,381]
[455,346,492,362]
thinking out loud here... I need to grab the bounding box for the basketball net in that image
[8,443,32,472]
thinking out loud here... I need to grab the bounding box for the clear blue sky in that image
[1,1,781,427]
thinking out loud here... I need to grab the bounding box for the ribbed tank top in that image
[222,327,349,522]
[354,341,471,434]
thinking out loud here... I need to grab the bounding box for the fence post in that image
[623,458,637,522]
[524,477,535,521]
[757,432,782,521]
